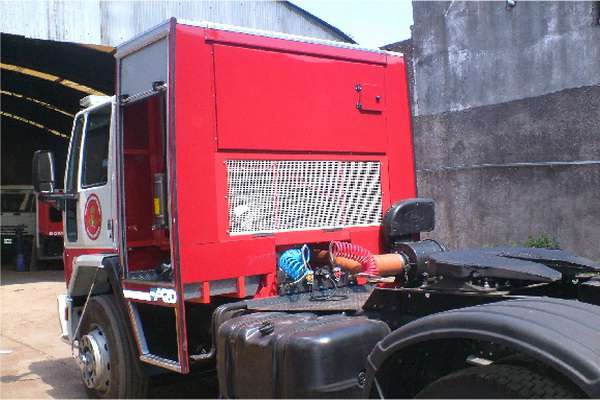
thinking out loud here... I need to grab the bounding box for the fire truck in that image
[32,19,599,398]
[30,196,64,268]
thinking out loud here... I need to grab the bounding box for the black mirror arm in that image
[38,192,78,200]
[38,192,78,212]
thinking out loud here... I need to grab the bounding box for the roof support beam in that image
[1,62,107,96]
[1,90,74,117]
[0,111,69,139]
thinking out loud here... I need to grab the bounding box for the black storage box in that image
[217,312,390,398]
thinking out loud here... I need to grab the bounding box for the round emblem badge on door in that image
[84,194,102,240]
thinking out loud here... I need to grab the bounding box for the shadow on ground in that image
[0,358,87,398]
[2,355,220,398]
[149,370,219,398]
[1,268,65,286]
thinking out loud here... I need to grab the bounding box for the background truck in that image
[32,19,600,399]
[30,194,64,268]
[1,185,35,265]
[1,185,63,269]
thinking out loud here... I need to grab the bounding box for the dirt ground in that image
[0,268,217,399]
[1,269,86,398]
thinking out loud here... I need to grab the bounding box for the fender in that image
[365,297,600,398]
[59,255,129,343]
[68,254,117,297]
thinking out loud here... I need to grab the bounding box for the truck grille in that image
[226,160,382,235]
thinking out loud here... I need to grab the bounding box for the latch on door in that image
[355,83,383,113]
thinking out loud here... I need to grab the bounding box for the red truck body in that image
[116,20,415,299]
[95,20,415,373]
[173,23,415,292]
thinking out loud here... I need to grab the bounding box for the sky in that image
[293,0,413,48]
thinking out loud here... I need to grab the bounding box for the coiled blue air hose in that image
[278,245,311,282]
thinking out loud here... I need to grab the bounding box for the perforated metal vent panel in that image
[226,160,382,235]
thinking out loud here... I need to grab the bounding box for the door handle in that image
[107,220,113,239]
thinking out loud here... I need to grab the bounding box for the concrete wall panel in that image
[414,85,600,170]
[419,162,600,259]
[412,1,600,116]
[410,2,600,259]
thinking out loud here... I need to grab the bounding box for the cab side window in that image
[66,117,84,193]
[81,107,110,188]
[65,116,85,242]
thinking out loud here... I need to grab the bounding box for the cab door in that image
[63,101,115,281]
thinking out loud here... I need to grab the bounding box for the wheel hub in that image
[78,328,111,391]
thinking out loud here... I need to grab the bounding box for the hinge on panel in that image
[152,80,168,91]
[118,94,130,104]
[119,81,168,106]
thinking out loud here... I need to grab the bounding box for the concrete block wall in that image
[410,1,600,258]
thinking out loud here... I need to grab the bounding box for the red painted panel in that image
[171,23,416,298]
[122,95,169,270]
[350,228,383,254]
[174,25,220,248]
[358,83,384,112]
[123,100,155,243]
[179,237,276,284]
[213,44,387,153]
[204,28,388,65]
[385,56,417,201]
[37,200,63,237]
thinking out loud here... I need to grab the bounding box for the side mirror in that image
[383,198,435,243]
[32,150,56,193]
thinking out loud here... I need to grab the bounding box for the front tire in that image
[78,295,148,398]
[416,364,583,399]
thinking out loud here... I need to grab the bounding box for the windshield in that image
[1,192,29,213]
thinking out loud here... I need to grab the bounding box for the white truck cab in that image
[1,185,35,261]
[34,94,118,344]
[61,95,117,258]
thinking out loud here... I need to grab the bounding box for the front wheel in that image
[416,364,584,398]
[77,295,148,398]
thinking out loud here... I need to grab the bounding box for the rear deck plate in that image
[244,285,374,312]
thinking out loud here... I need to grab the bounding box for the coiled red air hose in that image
[330,241,378,275]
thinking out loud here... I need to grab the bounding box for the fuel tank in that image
[216,312,390,398]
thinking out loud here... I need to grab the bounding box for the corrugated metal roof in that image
[0,0,354,47]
